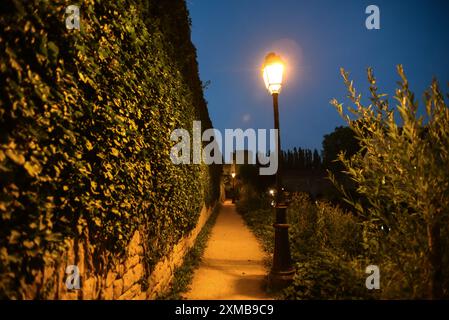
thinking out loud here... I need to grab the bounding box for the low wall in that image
[23,205,214,299]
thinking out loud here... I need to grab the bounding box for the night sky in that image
[187,0,449,151]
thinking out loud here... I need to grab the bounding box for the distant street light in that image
[262,52,295,289]
[231,172,236,203]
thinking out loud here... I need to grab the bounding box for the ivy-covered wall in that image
[0,0,220,298]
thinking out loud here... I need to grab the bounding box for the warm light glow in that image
[263,52,285,95]
[269,189,275,196]
[231,172,236,178]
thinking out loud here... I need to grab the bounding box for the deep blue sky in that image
[187,0,449,151]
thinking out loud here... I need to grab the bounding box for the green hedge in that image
[0,0,220,298]
[237,191,371,299]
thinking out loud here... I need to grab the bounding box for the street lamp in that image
[262,52,295,289]
[231,172,236,203]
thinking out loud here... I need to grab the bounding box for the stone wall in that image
[25,205,214,300]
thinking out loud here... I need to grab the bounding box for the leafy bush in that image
[288,193,363,262]
[280,193,367,299]
[237,190,367,299]
[283,252,370,300]
[330,66,449,298]
[0,0,220,298]
[238,66,449,299]
[236,184,269,214]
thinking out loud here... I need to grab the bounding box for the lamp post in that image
[262,52,295,289]
[231,172,236,203]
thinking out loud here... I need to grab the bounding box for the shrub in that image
[282,252,371,300]
[287,193,363,262]
[237,190,367,299]
[279,193,367,299]
[236,184,270,214]
[330,66,449,298]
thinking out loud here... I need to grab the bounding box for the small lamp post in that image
[231,172,236,203]
[262,52,295,289]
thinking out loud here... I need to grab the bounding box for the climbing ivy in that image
[0,0,220,298]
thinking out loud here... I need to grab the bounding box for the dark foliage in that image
[0,0,220,298]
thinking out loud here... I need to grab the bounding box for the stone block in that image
[136,244,144,256]
[106,271,117,287]
[116,263,125,276]
[125,254,140,270]
[134,292,147,300]
[113,278,123,299]
[118,283,141,300]
[82,276,97,299]
[132,263,144,280]
[123,270,136,292]
[103,285,114,300]
[60,289,79,300]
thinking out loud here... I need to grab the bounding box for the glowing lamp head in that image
[231,172,236,178]
[263,52,285,95]
[269,189,275,196]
